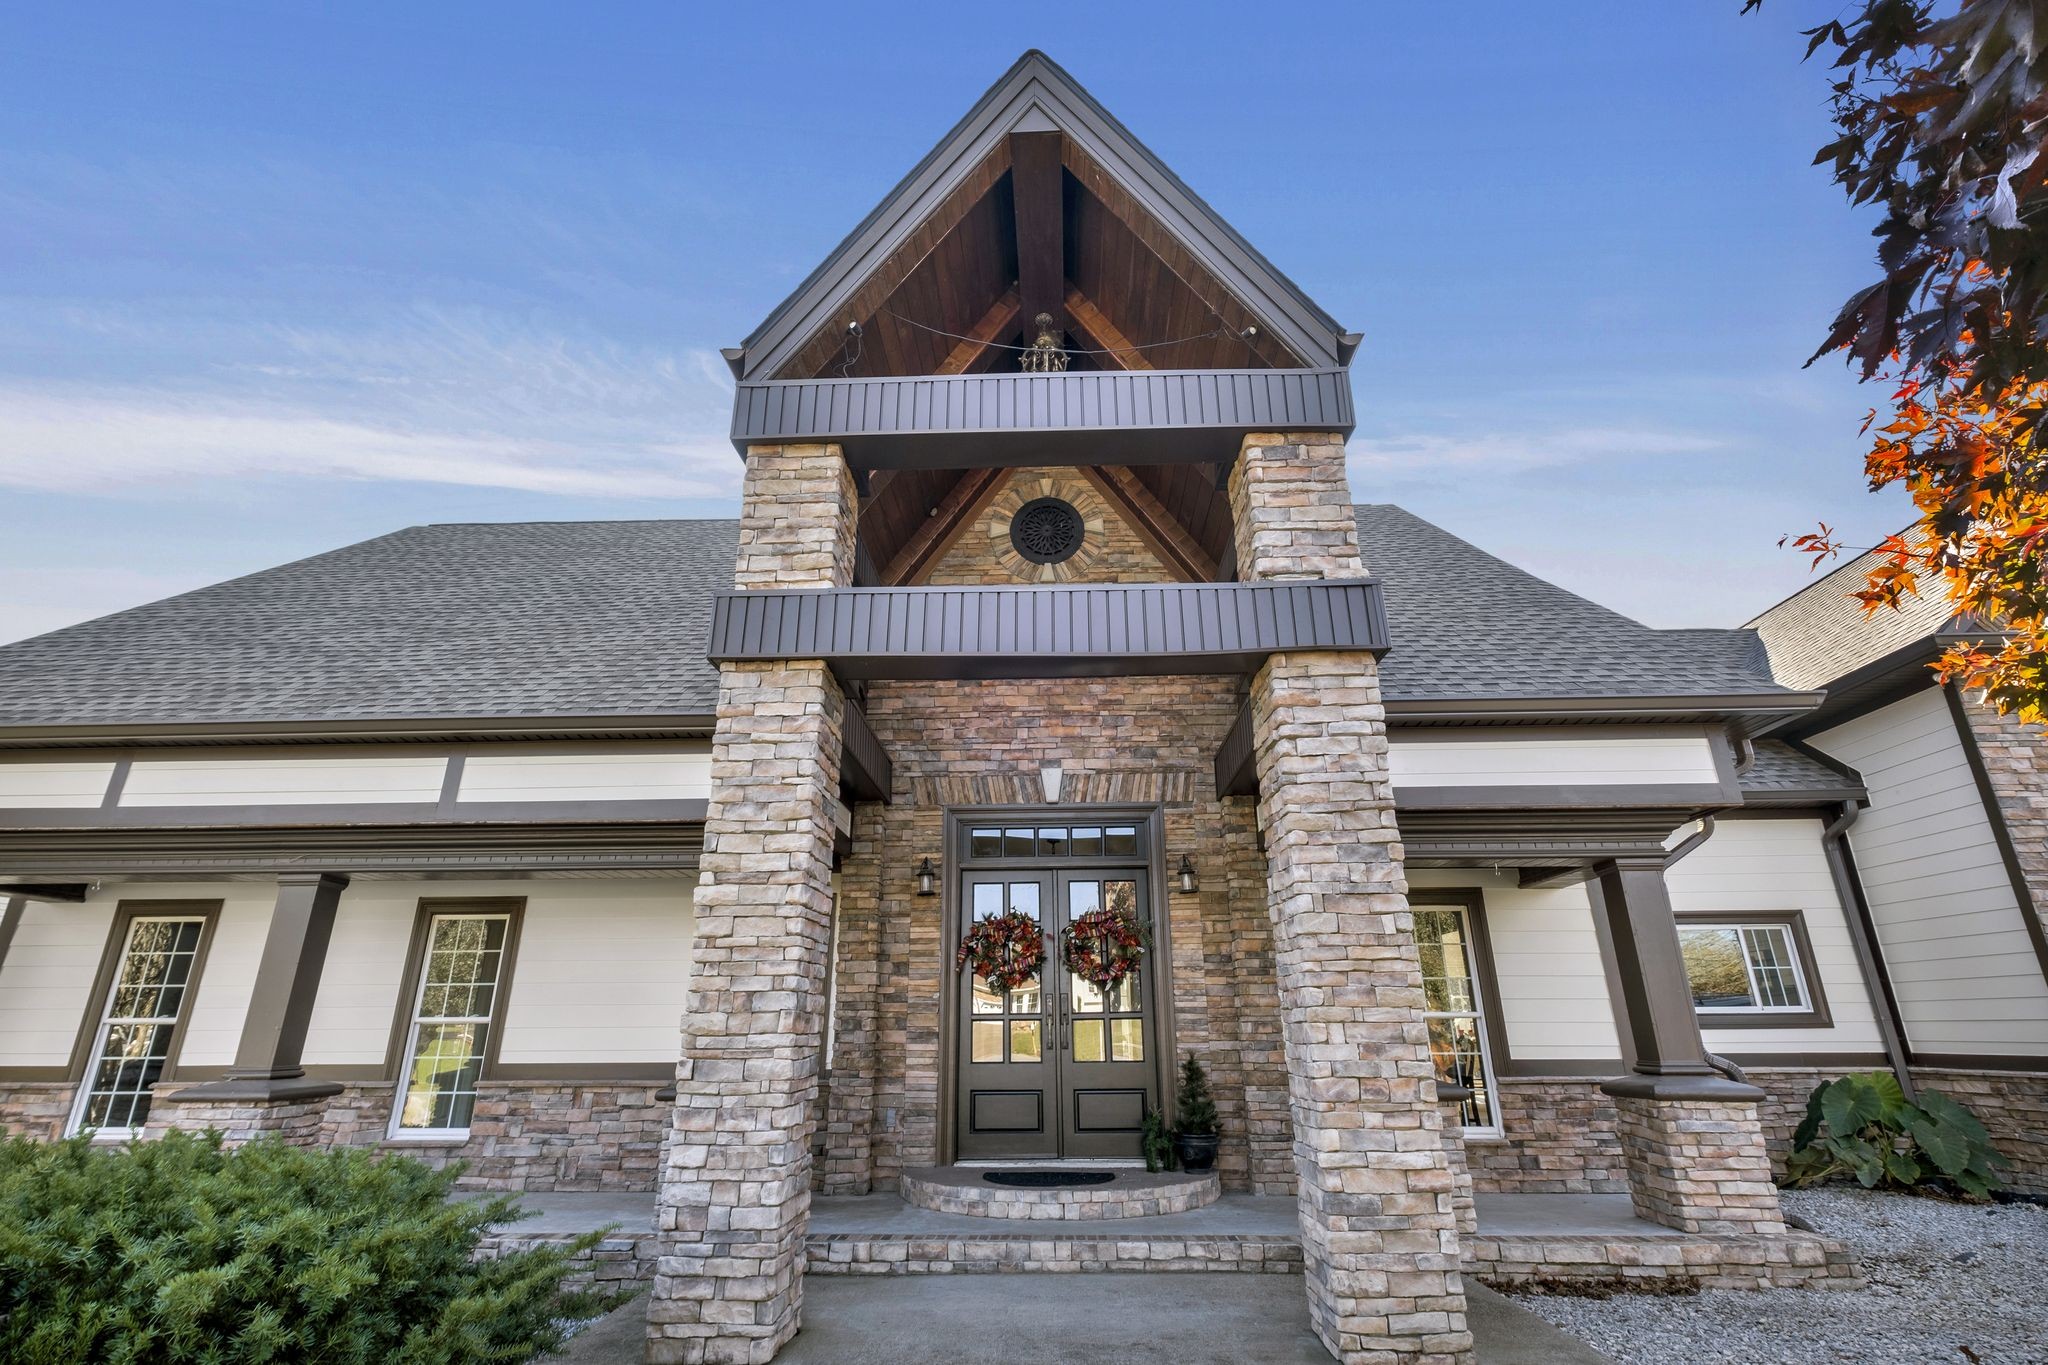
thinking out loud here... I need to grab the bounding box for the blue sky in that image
[0,1,1903,643]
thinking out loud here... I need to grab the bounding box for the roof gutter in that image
[0,713,721,751]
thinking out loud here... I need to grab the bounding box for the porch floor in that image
[484,1189,1686,1241]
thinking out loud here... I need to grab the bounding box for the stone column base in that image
[1437,1092,1479,1239]
[1608,1089,1786,1236]
[143,1077,341,1147]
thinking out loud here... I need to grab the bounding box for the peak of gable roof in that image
[733,49,1353,381]
[1743,540,1965,691]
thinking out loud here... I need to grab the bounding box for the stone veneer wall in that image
[920,466,1177,586]
[1957,691,2048,951]
[823,673,1288,1195]
[0,1081,80,1141]
[1463,1081,1630,1195]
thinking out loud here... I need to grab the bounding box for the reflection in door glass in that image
[1072,974,1104,1012]
[1009,980,1041,1013]
[1073,1019,1105,1062]
[1105,880,1138,917]
[1009,882,1041,918]
[970,828,1002,858]
[971,1021,1003,1062]
[972,979,1004,1014]
[1068,881,1101,920]
[971,884,1003,921]
[1069,826,1103,856]
[1010,1020,1043,1061]
[1104,826,1139,856]
[1111,1017,1145,1062]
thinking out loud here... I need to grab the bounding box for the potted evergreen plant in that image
[1172,1055,1220,1172]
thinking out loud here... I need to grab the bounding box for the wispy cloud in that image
[0,303,743,502]
[1347,425,1724,486]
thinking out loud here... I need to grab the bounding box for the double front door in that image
[956,863,1157,1160]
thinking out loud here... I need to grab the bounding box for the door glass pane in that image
[972,978,1005,1015]
[1009,1020,1043,1061]
[1037,828,1068,857]
[1072,974,1104,1013]
[1070,827,1103,856]
[1073,1019,1106,1062]
[1004,828,1036,857]
[1067,881,1101,919]
[1679,927,1753,1008]
[970,828,1002,858]
[971,884,1004,921]
[1104,826,1139,856]
[1104,880,1138,917]
[1106,973,1139,1013]
[1110,1017,1145,1062]
[971,1021,1004,1062]
[1009,978,1041,1013]
[1008,882,1040,919]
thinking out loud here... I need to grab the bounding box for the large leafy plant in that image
[0,1130,618,1364]
[1786,1071,2007,1199]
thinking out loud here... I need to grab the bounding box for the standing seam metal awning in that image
[707,580,1388,681]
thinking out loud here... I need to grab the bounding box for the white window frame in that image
[1414,901,1502,1138]
[68,913,209,1140]
[1678,921,1813,1015]
[388,911,513,1141]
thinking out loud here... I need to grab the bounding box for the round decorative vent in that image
[981,1169,1118,1188]
[1009,496,1086,565]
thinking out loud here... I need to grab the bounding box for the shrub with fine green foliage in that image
[1785,1070,2008,1200]
[0,1130,618,1365]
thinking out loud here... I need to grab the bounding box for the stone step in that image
[805,1229,1302,1275]
[901,1165,1220,1220]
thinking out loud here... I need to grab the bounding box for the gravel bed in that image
[1511,1187,2048,1364]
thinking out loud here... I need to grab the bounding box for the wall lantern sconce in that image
[916,857,938,897]
[1176,855,1199,895]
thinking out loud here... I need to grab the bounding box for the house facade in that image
[0,52,2043,1365]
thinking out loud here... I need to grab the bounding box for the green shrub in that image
[1174,1055,1218,1137]
[0,1130,619,1364]
[1785,1071,2007,1200]
[1141,1108,1175,1172]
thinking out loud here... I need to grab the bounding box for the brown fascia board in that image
[0,713,720,751]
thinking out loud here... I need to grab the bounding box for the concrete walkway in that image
[558,1277,1610,1364]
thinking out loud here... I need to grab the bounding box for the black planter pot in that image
[1173,1132,1220,1173]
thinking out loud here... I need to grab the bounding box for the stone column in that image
[1435,1085,1479,1239]
[1591,856,1786,1236]
[148,872,349,1143]
[1231,432,1473,1365]
[648,444,855,1365]
[819,800,883,1195]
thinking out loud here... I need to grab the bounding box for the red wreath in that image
[956,909,1046,993]
[1061,907,1149,990]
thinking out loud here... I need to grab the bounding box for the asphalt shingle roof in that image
[1744,546,1960,692]
[0,520,736,727]
[0,505,1798,731]
[1738,740,1864,798]
[1355,505,1790,702]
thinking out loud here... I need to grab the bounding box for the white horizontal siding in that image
[494,881,696,1065]
[1810,686,2048,1055]
[299,877,698,1070]
[1389,731,1719,788]
[457,749,712,804]
[0,761,115,808]
[1409,870,1623,1062]
[1664,817,1885,1054]
[0,900,115,1065]
[121,756,447,807]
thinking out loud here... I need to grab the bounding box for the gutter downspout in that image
[1662,817,1747,1084]
[1821,800,1916,1098]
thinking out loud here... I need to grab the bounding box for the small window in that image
[1680,922,1812,1013]
[70,915,208,1137]
[391,912,512,1138]
[1413,905,1498,1133]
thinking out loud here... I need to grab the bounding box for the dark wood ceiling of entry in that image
[785,131,1289,584]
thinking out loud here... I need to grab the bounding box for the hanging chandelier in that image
[1018,312,1069,372]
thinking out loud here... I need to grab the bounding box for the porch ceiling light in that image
[1177,855,1199,895]
[916,857,938,897]
[1040,763,1064,804]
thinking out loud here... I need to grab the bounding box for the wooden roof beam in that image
[935,286,1022,375]
[1082,466,1216,583]
[1064,286,1151,372]
[1010,132,1066,341]
[879,467,1009,586]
